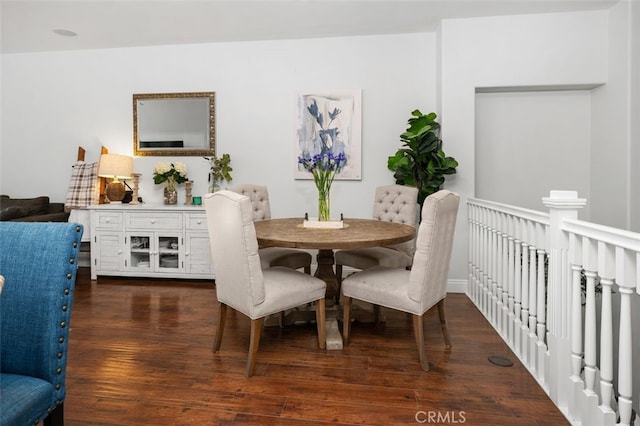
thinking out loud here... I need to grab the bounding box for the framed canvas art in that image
[294,90,362,180]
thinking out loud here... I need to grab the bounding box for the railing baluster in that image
[597,242,615,423]
[520,234,529,364]
[482,215,490,315]
[469,206,477,304]
[616,247,636,426]
[496,224,505,335]
[529,243,538,370]
[467,206,474,303]
[582,236,599,424]
[508,232,515,345]
[475,205,482,309]
[569,262,584,415]
[487,212,499,325]
[567,232,584,422]
[491,212,498,324]
[583,240,597,395]
[514,233,522,355]
[502,225,510,338]
[536,246,547,384]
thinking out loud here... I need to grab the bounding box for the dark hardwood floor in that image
[64,268,568,425]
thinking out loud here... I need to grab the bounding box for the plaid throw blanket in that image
[65,161,100,210]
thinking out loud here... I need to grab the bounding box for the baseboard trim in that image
[446,279,468,294]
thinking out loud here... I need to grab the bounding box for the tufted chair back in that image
[230,184,271,220]
[204,190,266,317]
[230,183,312,274]
[408,190,460,310]
[0,222,83,425]
[372,184,419,256]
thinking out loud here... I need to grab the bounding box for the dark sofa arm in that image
[48,202,66,214]
[16,212,70,222]
[0,197,70,222]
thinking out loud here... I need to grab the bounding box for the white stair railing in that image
[468,195,550,382]
[468,191,639,425]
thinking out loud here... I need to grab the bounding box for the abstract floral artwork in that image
[294,91,362,180]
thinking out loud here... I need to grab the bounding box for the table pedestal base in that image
[265,300,383,350]
[314,249,339,299]
[325,318,343,350]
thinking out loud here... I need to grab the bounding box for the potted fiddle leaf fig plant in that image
[387,109,458,207]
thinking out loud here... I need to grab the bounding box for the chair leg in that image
[412,314,429,371]
[336,264,343,289]
[43,403,63,426]
[213,303,227,352]
[373,304,381,324]
[245,317,264,377]
[342,296,352,345]
[437,299,451,347]
[315,297,326,349]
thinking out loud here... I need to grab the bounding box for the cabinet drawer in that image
[185,213,208,230]
[125,212,183,230]
[94,212,123,229]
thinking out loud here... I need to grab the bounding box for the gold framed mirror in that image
[133,92,215,157]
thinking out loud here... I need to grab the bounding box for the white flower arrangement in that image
[153,161,188,191]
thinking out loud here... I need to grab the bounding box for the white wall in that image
[439,10,609,279]
[591,0,634,230]
[0,33,436,221]
[475,90,592,212]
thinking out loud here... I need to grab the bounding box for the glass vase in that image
[164,179,177,205]
[318,189,330,221]
[208,173,221,193]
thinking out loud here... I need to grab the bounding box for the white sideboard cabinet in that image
[88,204,214,281]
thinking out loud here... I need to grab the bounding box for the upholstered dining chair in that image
[0,222,83,425]
[204,190,326,377]
[341,190,460,371]
[231,183,312,274]
[335,184,419,286]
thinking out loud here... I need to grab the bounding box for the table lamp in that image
[98,153,134,203]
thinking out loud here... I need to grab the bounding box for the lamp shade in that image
[98,153,134,203]
[98,154,133,180]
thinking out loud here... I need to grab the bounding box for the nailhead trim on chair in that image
[48,225,82,418]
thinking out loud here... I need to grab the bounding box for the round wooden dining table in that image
[254,217,415,350]
[254,217,415,297]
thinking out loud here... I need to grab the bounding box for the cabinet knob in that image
[196,220,202,224]
[185,252,190,256]
[151,219,156,224]
[105,218,111,223]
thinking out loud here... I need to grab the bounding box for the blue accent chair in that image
[0,222,83,426]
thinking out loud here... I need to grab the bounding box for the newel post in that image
[541,191,587,408]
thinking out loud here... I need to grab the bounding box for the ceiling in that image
[1,0,618,54]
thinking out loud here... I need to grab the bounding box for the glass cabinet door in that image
[157,235,181,271]
[126,232,183,273]
[127,234,152,271]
